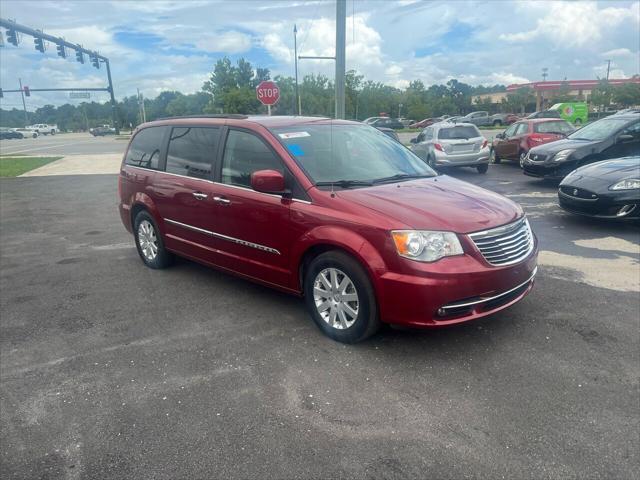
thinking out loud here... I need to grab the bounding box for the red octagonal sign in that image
[256,80,280,106]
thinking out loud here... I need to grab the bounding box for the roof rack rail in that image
[155,114,249,120]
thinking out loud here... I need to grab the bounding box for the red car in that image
[118,115,538,343]
[410,117,443,129]
[491,118,575,167]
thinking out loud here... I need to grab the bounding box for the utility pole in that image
[18,78,28,125]
[606,60,611,81]
[104,58,119,134]
[294,24,300,115]
[335,0,346,119]
[542,67,548,81]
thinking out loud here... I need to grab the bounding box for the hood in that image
[569,157,640,179]
[530,138,600,155]
[336,176,522,234]
[561,157,640,188]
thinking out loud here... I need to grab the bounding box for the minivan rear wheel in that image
[304,251,380,343]
[133,210,172,269]
[477,163,488,174]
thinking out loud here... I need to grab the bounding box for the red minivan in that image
[118,115,538,343]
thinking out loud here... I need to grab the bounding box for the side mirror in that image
[251,169,286,195]
[617,134,634,144]
[410,137,418,144]
[496,133,505,139]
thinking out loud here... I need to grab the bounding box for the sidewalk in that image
[20,154,123,176]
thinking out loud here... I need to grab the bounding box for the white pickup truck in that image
[27,124,58,135]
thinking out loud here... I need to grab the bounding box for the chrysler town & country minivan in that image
[118,115,538,343]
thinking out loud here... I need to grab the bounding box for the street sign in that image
[70,92,90,99]
[256,81,280,106]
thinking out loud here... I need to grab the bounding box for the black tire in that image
[304,251,381,343]
[427,155,437,170]
[477,163,489,174]
[493,120,502,127]
[133,210,173,269]
[490,148,501,164]
[574,119,582,126]
[519,151,527,169]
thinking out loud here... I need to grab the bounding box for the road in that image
[0,133,126,156]
[1,159,639,479]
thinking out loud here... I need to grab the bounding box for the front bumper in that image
[558,189,640,219]
[434,148,490,167]
[523,155,577,179]
[376,238,539,328]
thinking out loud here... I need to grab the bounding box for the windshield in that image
[271,123,436,187]
[438,125,480,140]
[568,118,631,141]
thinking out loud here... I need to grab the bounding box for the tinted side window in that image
[166,127,219,180]
[221,130,283,187]
[125,127,166,169]
[621,121,640,140]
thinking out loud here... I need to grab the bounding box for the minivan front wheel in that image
[133,211,172,269]
[304,251,380,343]
[477,163,489,174]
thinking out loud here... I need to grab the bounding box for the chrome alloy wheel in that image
[313,268,359,330]
[138,220,158,261]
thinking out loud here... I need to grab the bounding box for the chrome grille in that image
[469,218,534,266]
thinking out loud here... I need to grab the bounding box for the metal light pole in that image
[606,60,611,81]
[294,24,300,115]
[335,0,346,119]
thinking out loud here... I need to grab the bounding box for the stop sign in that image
[256,81,280,106]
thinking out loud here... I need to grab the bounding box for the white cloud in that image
[601,48,636,58]
[499,1,638,48]
[194,31,252,54]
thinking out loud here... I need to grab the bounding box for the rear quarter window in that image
[125,126,167,169]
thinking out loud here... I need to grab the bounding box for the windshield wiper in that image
[315,179,374,188]
[372,173,432,184]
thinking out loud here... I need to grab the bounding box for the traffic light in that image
[34,37,45,53]
[91,54,100,69]
[75,49,84,64]
[23,86,30,97]
[6,29,18,46]
[56,43,66,58]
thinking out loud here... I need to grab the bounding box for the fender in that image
[130,192,162,233]
[290,225,388,295]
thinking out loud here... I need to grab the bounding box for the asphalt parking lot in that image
[1,159,639,478]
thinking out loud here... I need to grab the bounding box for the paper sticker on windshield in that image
[278,131,310,139]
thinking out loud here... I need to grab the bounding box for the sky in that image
[0,0,639,110]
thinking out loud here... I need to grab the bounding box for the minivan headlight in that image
[609,178,640,190]
[391,230,463,262]
[552,149,575,162]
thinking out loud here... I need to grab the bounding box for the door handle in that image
[213,196,231,205]
[192,192,208,200]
